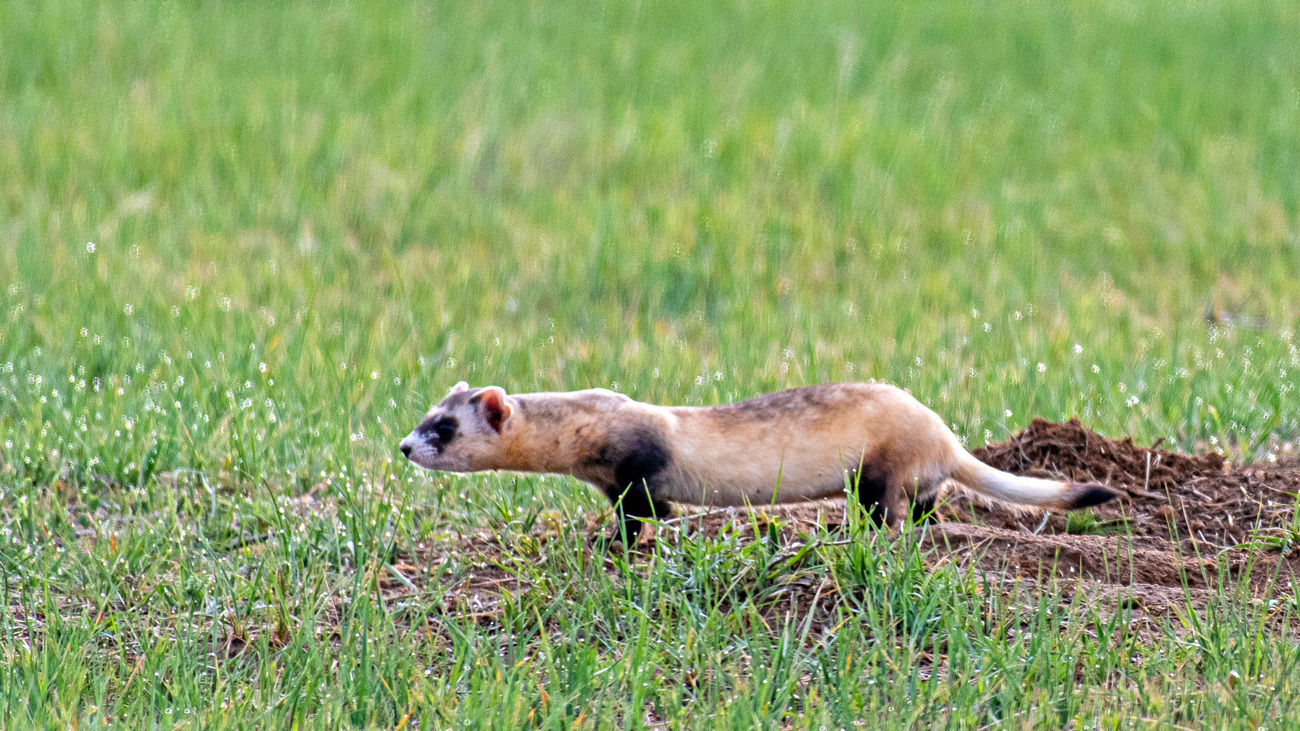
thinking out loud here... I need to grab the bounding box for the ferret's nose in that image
[400,442,413,459]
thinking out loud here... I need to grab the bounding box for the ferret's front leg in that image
[599,481,672,546]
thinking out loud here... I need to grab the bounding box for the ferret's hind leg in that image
[848,466,903,528]
[849,465,944,529]
[909,477,950,525]
[911,491,937,524]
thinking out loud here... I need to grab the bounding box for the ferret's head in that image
[399,381,513,472]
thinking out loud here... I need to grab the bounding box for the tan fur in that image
[400,381,1116,525]
[659,383,942,506]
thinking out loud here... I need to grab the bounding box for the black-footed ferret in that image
[399,381,1117,542]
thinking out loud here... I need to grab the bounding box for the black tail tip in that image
[1065,483,1120,510]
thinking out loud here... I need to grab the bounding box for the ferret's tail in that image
[949,451,1118,511]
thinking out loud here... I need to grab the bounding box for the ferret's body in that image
[650,384,947,506]
[401,382,1116,541]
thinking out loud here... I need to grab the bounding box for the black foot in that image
[911,496,937,525]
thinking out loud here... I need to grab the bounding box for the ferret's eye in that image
[435,418,457,443]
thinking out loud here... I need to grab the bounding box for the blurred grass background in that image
[2,0,1299,487]
[2,0,1300,726]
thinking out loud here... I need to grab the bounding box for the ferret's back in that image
[656,382,948,506]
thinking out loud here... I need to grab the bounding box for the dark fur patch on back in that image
[1065,483,1119,510]
[705,384,847,422]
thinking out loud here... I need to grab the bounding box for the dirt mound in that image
[973,417,1226,494]
[918,418,1300,613]
[956,417,1300,549]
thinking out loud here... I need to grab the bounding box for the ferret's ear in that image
[470,386,512,433]
[448,381,470,396]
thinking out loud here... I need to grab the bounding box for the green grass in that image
[2,0,1300,726]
